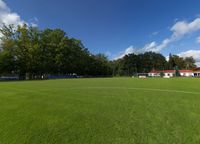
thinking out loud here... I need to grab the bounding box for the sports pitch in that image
[0,78,200,144]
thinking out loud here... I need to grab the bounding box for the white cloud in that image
[114,41,163,59]
[143,41,157,51]
[0,0,6,10]
[105,51,111,57]
[144,39,171,53]
[178,50,200,66]
[113,45,137,60]
[196,36,200,44]
[157,17,200,50]
[114,17,200,60]
[0,0,31,49]
[152,31,159,36]
[0,0,25,27]
[31,23,37,27]
[171,18,200,39]
[30,17,39,27]
[165,56,169,61]
[114,40,170,59]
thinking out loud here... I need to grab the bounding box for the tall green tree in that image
[167,54,197,70]
[184,57,197,70]
[0,24,17,74]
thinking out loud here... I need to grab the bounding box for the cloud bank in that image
[0,0,25,27]
[115,17,200,66]
[178,50,200,66]
[196,36,200,44]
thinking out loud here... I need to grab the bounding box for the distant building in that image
[193,70,200,77]
[148,69,196,77]
[163,70,176,77]
[179,70,194,77]
[148,69,162,77]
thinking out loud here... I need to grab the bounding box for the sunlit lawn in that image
[0,78,200,144]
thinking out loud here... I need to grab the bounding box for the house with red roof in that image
[148,69,161,77]
[163,70,176,77]
[193,70,200,77]
[148,69,195,77]
[148,70,175,77]
[179,70,194,77]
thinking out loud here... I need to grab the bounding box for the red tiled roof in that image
[194,70,200,72]
[179,70,193,73]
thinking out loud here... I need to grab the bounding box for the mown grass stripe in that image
[70,87,200,95]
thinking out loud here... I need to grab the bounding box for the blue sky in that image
[2,0,200,64]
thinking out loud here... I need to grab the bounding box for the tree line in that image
[112,52,197,76]
[0,24,112,79]
[0,24,197,79]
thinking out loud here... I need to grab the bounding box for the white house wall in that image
[148,71,198,77]
[180,73,194,77]
[164,73,173,77]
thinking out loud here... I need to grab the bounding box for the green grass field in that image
[1,78,200,144]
